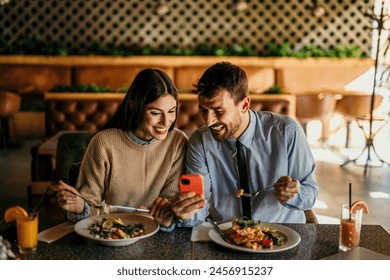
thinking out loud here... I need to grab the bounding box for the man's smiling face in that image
[198,90,248,141]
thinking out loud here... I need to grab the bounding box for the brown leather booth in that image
[45,93,123,136]
[44,92,296,137]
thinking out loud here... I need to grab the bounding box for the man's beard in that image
[210,122,241,141]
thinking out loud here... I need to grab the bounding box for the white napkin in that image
[38,221,75,243]
[190,222,212,242]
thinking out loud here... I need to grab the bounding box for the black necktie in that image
[236,140,252,219]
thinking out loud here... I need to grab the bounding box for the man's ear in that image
[241,96,251,113]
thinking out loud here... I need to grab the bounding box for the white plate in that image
[208,222,301,253]
[74,213,159,247]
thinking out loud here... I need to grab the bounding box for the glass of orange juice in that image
[16,210,39,255]
[339,204,362,251]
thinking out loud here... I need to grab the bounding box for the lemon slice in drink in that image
[4,205,28,222]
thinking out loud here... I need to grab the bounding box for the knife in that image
[109,205,150,213]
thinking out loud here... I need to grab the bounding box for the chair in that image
[295,92,337,142]
[54,132,94,184]
[335,92,388,174]
[27,131,94,208]
[334,92,384,148]
[0,90,21,154]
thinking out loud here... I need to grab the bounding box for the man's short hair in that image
[195,61,248,104]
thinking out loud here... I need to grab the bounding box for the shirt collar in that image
[236,110,256,148]
[226,110,256,149]
[127,131,156,146]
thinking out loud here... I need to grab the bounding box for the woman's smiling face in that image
[133,94,177,141]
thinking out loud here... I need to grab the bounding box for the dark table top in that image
[194,223,390,260]
[1,220,390,260]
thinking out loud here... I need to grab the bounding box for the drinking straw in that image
[35,186,50,212]
[349,182,352,221]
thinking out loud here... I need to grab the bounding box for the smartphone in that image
[179,174,204,196]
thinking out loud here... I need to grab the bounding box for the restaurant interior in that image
[0,0,389,260]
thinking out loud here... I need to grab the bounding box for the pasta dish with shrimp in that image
[224,218,287,249]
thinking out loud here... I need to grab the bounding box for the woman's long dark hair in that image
[101,68,178,132]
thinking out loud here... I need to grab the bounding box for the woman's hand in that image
[273,176,300,204]
[170,192,206,221]
[149,197,174,228]
[53,180,85,214]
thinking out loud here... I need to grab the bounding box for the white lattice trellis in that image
[0,0,374,56]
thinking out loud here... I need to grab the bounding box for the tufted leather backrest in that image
[45,93,123,136]
[45,93,295,137]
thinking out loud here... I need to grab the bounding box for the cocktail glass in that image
[339,203,362,251]
[16,210,39,255]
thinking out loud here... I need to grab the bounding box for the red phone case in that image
[179,174,204,195]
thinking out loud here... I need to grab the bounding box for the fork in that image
[240,184,275,198]
[206,218,233,244]
[49,182,150,213]
[49,182,104,208]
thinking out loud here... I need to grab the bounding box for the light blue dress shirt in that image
[186,110,319,224]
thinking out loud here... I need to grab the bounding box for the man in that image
[182,61,319,223]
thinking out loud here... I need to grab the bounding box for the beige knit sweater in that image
[76,128,188,215]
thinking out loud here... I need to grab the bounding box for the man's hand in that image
[273,176,300,204]
[170,192,206,221]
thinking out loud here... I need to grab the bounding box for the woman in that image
[55,68,204,229]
